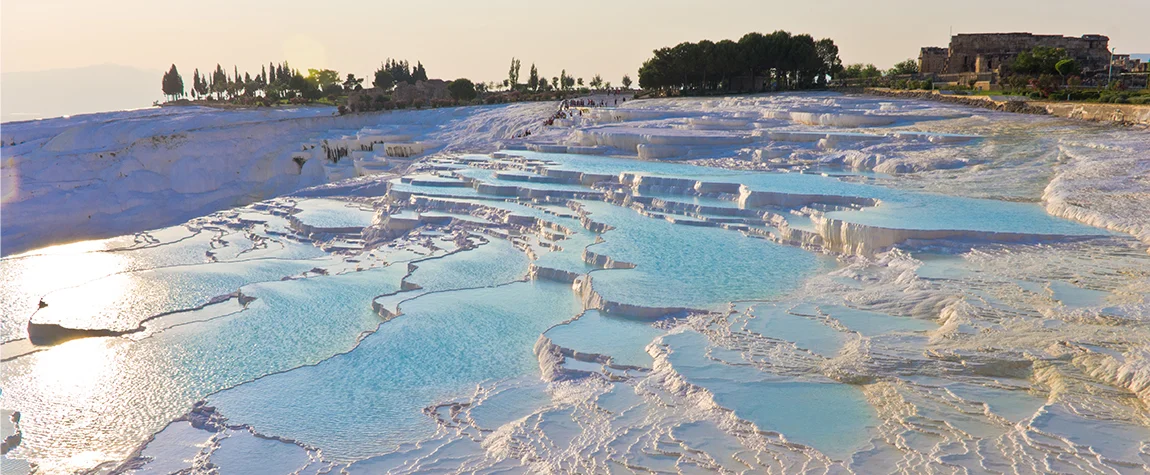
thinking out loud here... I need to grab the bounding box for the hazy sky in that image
[4,0,1149,84]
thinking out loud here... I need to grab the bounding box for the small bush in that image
[1065,89,1101,101]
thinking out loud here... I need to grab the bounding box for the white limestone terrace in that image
[4,92,1146,257]
[67,154,1150,474]
[529,92,1149,251]
[1,102,557,256]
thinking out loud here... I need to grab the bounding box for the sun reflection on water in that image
[2,239,133,340]
[29,337,116,389]
[11,239,130,293]
[4,336,128,473]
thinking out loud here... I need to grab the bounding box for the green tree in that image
[671,41,704,90]
[211,64,228,99]
[712,39,739,91]
[447,78,477,101]
[621,74,632,89]
[840,63,882,80]
[737,32,766,91]
[527,63,539,91]
[785,34,822,89]
[815,38,843,84]
[384,59,412,84]
[638,30,835,93]
[697,39,715,90]
[161,64,184,101]
[373,66,395,90]
[1013,47,1067,75]
[232,66,241,97]
[888,58,918,76]
[306,69,341,91]
[195,69,209,98]
[293,72,321,100]
[412,62,428,82]
[1055,58,1081,78]
[276,63,288,85]
[343,73,364,91]
[765,30,793,89]
[190,69,201,99]
[590,74,603,89]
[508,57,521,90]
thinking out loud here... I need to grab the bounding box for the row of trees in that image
[371,59,428,91]
[786,58,917,84]
[1005,47,1146,101]
[505,57,632,93]
[837,63,883,80]
[162,59,430,103]
[636,31,843,93]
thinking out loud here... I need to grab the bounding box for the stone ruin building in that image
[918,33,1111,76]
[346,79,452,113]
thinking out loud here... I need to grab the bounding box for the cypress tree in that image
[413,62,427,82]
[191,69,201,99]
[528,63,539,91]
[162,64,184,101]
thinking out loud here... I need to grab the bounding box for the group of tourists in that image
[560,96,626,109]
[540,92,629,127]
[543,108,576,127]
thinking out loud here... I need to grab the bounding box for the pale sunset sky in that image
[2,0,1149,120]
[4,0,1149,81]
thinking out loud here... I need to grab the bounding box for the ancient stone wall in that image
[346,80,453,113]
[918,47,949,75]
[392,80,450,103]
[946,33,1110,74]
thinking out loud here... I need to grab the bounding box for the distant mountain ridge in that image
[1,64,161,123]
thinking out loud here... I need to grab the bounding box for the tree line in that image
[161,58,430,104]
[371,59,428,91]
[636,31,843,93]
[499,57,632,93]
